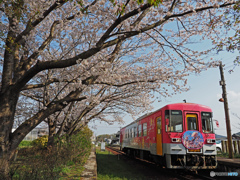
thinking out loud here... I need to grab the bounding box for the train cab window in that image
[201,112,214,133]
[187,114,198,130]
[143,123,147,136]
[138,124,142,137]
[165,110,183,132]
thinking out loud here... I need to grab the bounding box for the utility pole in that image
[219,61,234,158]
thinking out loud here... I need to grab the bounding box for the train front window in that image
[187,116,198,130]
[202,112,214,133]
[165,110,183,132]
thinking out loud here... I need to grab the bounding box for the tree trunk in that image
[0,88,21,179]
[0,148,16,180]
[47,117,56,147]
[0,157,10,180]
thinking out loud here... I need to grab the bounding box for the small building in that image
[111,131,120,146]
[12,127,48,141]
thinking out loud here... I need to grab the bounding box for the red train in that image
[120,103,217,169]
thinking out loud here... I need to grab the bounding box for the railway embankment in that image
[216,156,240,174]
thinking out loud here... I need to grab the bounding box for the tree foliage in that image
[211,2,240,72]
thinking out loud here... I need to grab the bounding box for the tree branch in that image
[20,92,43,103]
[15,0,68,45]
[21,78,60,90]
[96,3,152,47]
[21,20,60,72]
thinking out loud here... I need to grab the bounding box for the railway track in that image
[106,146,217,180]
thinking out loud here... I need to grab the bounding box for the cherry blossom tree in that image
[210,2,240,72]
[0,0,238,178]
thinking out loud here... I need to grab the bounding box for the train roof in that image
[162,103,212,111]
[120,103,212,130]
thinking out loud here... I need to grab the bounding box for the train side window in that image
[132,128,134,137]
[143,123,147,136]
[138,124,142,137]
[157,117,161,134]
[165,110,183,132]
[134,127,137,137]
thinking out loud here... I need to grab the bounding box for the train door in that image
[185,113,199,131]
[156,116,163,155]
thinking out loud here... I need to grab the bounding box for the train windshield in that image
[201,112,214,133]
[165,110,183,132]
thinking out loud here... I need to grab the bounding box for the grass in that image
[58,162,85,180]
[18,140,32,148]
[96,148,148,180]
[217,151,240,158]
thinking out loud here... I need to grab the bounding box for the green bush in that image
[31,135,48,149]
[12,127,93,179]
[57,126,92,163]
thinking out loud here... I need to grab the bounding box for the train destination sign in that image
[188,149,201,152]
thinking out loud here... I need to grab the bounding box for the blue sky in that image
[89,51,240,136]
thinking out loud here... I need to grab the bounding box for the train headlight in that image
[207,139,216,143]
[171,138,181,143]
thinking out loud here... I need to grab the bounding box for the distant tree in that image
[0,0,238,178]
[96,134,112,142]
